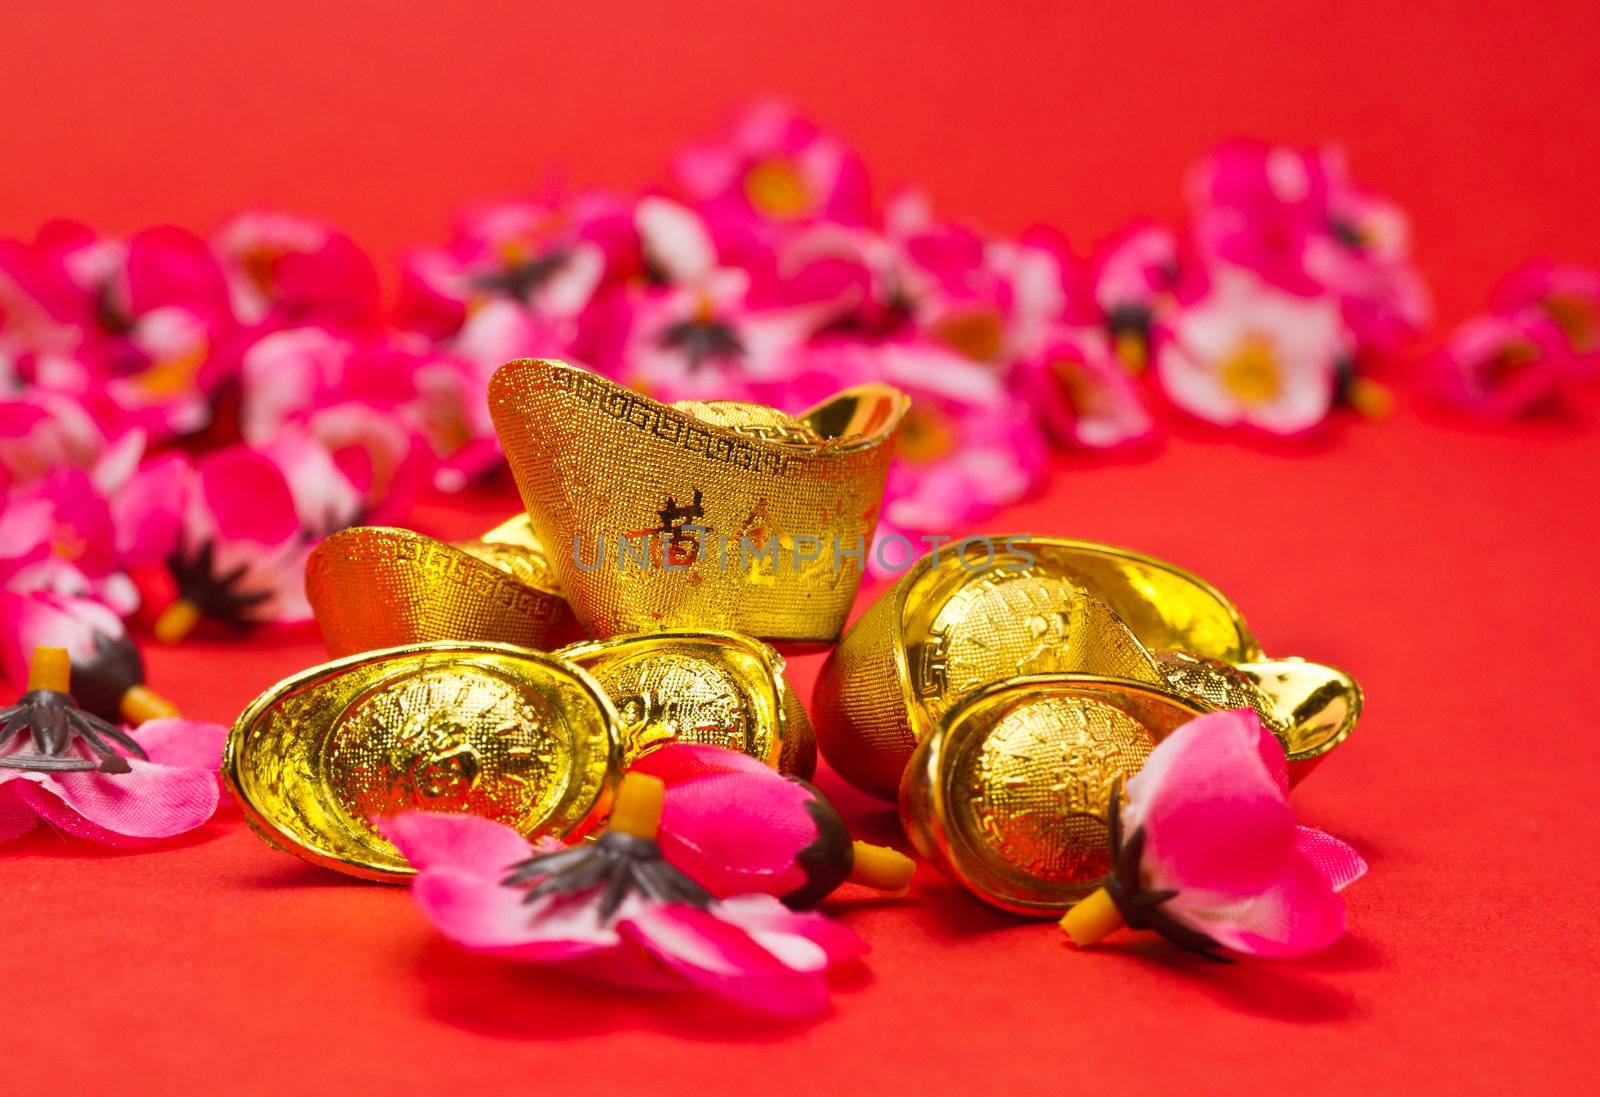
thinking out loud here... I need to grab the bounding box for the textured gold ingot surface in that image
[1017,539,1262,663]
[306,519,577,658]
[815,535,1361,799]
[556,630,815,776]
[900,675,1207,914]
[815,541,1163,800]
[488,359,908,645]
[225,642,621,880]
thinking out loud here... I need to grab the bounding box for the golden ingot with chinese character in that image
[899,674,1207,915]
[488,358,909,646]
[225,641,621,880]
[305,515,577,658]
[555,629,816,776]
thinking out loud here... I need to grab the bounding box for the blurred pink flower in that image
[212,210,382,331]
[674,99,871,226]
[0,590,163,723]
[1491,263,1600,377]
[1013,326,1155,450]
[1091,222,1183,370]
[1428,308,1573,418]
[0,714,223,846]
[1189,141,1426,354]
[383,810,865,1016]
[1101,709,1366,958]
[1156,268,1349,435]
[397,198,607,349]
[0,466,138,614]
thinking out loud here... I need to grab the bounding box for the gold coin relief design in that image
[1153,650,1291,737]
[954,697,1154,888]
[590,652,751,764]
[324,668,568,836]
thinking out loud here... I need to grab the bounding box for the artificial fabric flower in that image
[396,197,609,347]
[383,773,866,1017]
[0,590,177,725]
[1060,708,1366,958]
[236,326,429,518]
[1491,263,1600,376]
[869,339,1049,539]
[1091,222,1182,370]
[0,465,139,614]
[127,442,360,641]
[1012,326,1156,450]
[212,209,382,331]
[674,98,871,226]
[20,221,236,440]
[1189,141,1427,354]
[0,647,222,845]
[631,743,914,908]
[1156,267,1350,435]
[1427,308,1573,418]
[618,198,823,402]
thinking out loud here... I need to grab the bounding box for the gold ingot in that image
[814,541,1167,800]
[1013,539,1262,663]
[555,629,816,777]
[488,358,909,646]
[225,641,621,881]
[900,674,1207,915]
[815,537,1361,799]
[305,515,578,658]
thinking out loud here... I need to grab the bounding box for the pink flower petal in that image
[1195,847,1350,958]
[1294,826,1368,892]
[26,758,219,842]
[0,780,39,844]
[1126,709,1297,902]
[715,894,869,968]
[621,902,829,1016]
[379,812,533,878]
[130,718,226,772]
[412,869,614,960]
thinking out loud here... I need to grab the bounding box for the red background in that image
[3,4,1597,1095]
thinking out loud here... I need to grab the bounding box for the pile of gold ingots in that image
[226,357,1361,914]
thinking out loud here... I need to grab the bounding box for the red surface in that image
[3,4,1598,1095]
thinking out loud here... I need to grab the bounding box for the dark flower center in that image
[657,317,746,371]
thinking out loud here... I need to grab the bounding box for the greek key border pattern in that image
[546,365,792,476]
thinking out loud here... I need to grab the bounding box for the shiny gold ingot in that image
[1011,539,1262,663]
[225,641,621,881]
[556,630,816,777]
[815,537,1361,799]
[305,515,577,658]
[488,358,909,646]
[814,541,1167,800]
[901,674,1207,915]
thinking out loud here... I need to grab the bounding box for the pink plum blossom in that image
[1491,263,1600,377]
[1091,223,1183,370]
[212,210,382,331]
[674,99,871,226]
[382,809,866,1016]
[0,714,224,847]
[1120,709,1364,957]
[1156,267,1350,435]
[1012,326,1156,450]
[1428,308,1573,418]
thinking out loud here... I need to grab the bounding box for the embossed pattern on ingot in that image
[488,359,908,644]
[900,675,1209,915]
[225,642,621,880]
[952,696,1153,890]
[815,543,1163,801]
[306,524,576,658]
[556,630,816,777]
[325,668,570,837]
